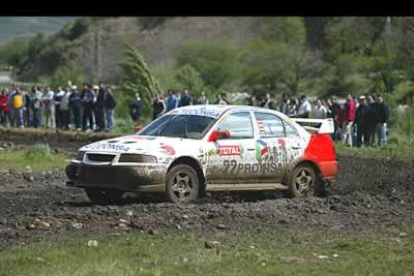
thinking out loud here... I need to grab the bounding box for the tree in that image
[176,42,240,89]
[175,64,205,94]
[117,43,160,118]
[242,42,326,97]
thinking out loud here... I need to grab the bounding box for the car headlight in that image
[118,154,157,163]
[76,151,86,161]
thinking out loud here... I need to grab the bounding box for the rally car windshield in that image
[138,115,217,139]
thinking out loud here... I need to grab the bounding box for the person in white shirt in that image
[313,98,328,119]
[60,87,72,130]
[42,86,55,128]
[297,95,312,118]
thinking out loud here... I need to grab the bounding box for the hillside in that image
[12,17,313,83]
[0,17,75,43]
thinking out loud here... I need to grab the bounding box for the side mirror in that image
[208,130,231,142]
[135,125,143,133]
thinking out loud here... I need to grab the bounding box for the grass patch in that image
[335,143,414,162]
[1,229,414,276]
[0,143,68,172]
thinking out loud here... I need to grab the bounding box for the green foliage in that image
[253,17,306,44]
[0,38,30,67]
[24,143,51,158]
[117,43,160,118]
[176,42,240,89]
[241,41,326,97]
[174,64,205,94]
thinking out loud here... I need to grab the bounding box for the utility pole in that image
[93,23,101,82]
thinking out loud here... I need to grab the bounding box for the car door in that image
[252,112,290,183]
[205,111,259,184]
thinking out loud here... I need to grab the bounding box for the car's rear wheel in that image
[85,188,125,205]
[287,164,323,198]
[166,164,199,204]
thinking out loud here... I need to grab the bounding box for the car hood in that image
[80,135,200,157]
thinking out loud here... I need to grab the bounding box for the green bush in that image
[176,42,240,89]
[24,143,51,158]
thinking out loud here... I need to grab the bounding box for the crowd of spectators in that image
[0,83,390,148]
[0,81,117,132]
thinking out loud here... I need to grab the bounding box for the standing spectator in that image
[215,94,227,105]
[366,95,378,145]
[152,93,166,120]
[31,86,43,128]
[197,91,209,105]
[279,93,290,115]
[261,93,275,109]
[166,90,179,111]
[10,87,25,128]
[0,88,9,127]
[130,93,142,122]
[7,83,17,127]
[54,86,65,129]
[222,93,230,105]
[105,86,117,133]
[314,98,328,119]
[69,85,82,130]
[95,82,107,132]
[81,83,95,132]
[297,95,312,118]
[247,95,257,106]
[60,87,71,130]
[23,88,31,127]
[375,95,389,148]
[327,96,341,141]
[42,86,55,129]
[341,94,356,147]
[354,96,371,148]
[288,98,298,117]
[105,86,116,133]
[179,88,193,107]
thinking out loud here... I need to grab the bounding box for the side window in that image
[217,112,253,139]
[254,112,285,138]
[284,121,298,137]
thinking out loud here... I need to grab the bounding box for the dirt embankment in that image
[0,127,118,151]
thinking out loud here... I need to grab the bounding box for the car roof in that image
[168,105,289,119]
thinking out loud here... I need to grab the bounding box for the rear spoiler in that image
[291,118,334,134]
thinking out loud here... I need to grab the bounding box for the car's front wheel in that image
[85,188,125,205]
[166,164,199,204]
[287,164,323,197]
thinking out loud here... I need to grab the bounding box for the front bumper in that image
[66,161,167,192]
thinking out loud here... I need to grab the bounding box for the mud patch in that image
[0,153,413,249]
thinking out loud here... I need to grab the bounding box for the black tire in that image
[85,188,125,205]
[166,164,199,204]
[287,164,324,198]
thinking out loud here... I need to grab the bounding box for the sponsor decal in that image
[160,145,176,156]
[84,143,130,152]
[255,139,269,162]
[219,145,241,156]
[132,136,157,140]
[170,108,221,119]
[223,160,278,174]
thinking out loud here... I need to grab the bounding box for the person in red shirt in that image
[341,94,356,147]
[0,88,9,127]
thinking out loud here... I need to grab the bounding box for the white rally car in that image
[66,105,338,204]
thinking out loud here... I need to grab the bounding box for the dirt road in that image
[1,150,413,249]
